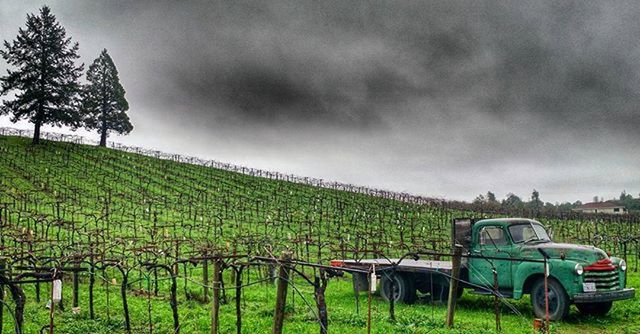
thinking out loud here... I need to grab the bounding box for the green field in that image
[0,134,638,333]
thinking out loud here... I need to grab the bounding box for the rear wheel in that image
[576,301,613,316]
[530,278,570,321]
[380,273,416,304]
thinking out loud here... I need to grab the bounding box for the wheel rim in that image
[535,284,559,314]
[383,276,402,302]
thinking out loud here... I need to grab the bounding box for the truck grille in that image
[584,270,619,291]
[584,258,620,291]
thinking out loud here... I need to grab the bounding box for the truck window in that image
[479,226,508,246]
[509,223,550,243]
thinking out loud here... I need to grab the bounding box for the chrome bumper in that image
[574,288,635,303]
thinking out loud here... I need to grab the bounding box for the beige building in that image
[573,201,628,214]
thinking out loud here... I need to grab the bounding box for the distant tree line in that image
[472,190,640,214]
[0,6,132,146]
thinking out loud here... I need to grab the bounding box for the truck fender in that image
[513,260,580,300]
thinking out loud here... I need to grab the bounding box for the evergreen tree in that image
[530,189,542,212]
[81,49,132,147]
[502,193,523,209]
[486,191,497,203]
[473,194,486,205]
[0,6,83,144]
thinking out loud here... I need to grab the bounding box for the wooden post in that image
[314,271,328,334]
[446,245,463,328]
[544,258,550,334]
[367,267,373,334]
[235,267,242,334]
[388,271,395,321]
[49,275,56,334]
[72,265,80,308]
[211,256,222,334]
[493,269,501,332]
[89,261,96,319]
[203,258,209,303]
[0,261,4,334]
[272,252,291,334]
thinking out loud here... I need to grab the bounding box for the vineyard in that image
[0,127,639,333]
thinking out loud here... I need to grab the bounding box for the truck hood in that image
[520,242,608,264]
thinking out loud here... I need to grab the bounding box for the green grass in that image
[0,134,638,333]
[4,271,639,334]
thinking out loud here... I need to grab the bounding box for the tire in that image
[380,273,417,304]
[576,301,613,317]
[530,278,570,321]
[430,283,447,303]
[429,283,463,303]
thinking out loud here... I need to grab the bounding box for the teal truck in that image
[331,218,635,320]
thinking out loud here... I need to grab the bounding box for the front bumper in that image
[573,288,635,303]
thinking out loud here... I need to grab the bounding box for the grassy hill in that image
[0,134,456,260]
[0,134,638,334]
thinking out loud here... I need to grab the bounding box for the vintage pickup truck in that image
[331,218,635,320]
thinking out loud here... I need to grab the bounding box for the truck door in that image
[469,225,514,289]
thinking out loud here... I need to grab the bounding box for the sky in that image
[1,1,639,204]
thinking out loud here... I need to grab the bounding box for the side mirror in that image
[547,227,554,240]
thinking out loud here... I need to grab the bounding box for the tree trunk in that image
[33,119,42,145]
[99,104,108,147]
[99,129,107,147]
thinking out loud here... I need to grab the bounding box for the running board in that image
[469,289,513,298]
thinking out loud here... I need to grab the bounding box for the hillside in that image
[1,133,639,334]
[0,134,456,262]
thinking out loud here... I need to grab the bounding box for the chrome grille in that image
[584,269,619,291]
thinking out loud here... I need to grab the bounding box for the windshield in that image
[509,223,551,243]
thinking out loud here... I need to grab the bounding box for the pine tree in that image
[530,189,542,214]
[0,6,83,144]
[81,49,132,147]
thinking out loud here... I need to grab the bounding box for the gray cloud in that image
[1,0,639,202]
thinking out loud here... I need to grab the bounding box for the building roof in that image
[575,201,625,210]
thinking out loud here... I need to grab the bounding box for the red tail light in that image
[330,260,344,267]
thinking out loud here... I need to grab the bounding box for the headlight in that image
[620,260,627,271]
[575,263,584,275]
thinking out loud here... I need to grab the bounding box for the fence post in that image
[272,252,291,334]
[388,269,395,321]
[203,257,209,303]
[493,269,501,332]
[446,245,462,328]
[72,261,80,309]
[314,270,328,334]
[0,260,4,334]
[211,255,221,334]
[235,266,243,334]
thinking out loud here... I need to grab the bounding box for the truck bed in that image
[332,258,453,273]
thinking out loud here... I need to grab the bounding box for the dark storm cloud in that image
[64,0,639,135]
[1,0,639,202]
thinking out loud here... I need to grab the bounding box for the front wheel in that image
[576,301,613,317]
[530,278,570,321]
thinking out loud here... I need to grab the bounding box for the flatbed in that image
[332,259,453,272]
